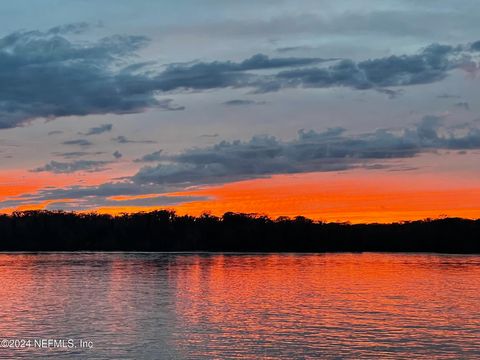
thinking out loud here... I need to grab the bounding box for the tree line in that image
[0,210,479,253]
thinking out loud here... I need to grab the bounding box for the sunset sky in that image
[0,0,479,222]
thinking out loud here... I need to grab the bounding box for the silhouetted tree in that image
[0,210,478,253]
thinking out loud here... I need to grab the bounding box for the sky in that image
[0,0,479,223]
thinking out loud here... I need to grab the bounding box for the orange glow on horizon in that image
[167,171,480,223]
[82,170,480,223]
[0,169,117,199]
[1,169,480,223]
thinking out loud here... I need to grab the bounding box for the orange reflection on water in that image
[168,254,480,358]
[0,255,36,338]
[0,253,479,358]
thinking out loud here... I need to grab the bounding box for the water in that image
[0,253,479,359]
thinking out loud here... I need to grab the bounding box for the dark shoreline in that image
[1,210,479,253]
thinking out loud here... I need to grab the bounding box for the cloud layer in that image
[0,28,154,128]
[32,160,111,173]
[82,124,113,136]
[0,181,203,211]
[4,117,480,210]
[271,44,478,92]
[133,117,480,186]
[1,24,478,128]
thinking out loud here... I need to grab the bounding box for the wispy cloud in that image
[81,124,113,136]
[134,150,163,162]
[53,151,105,159]
[112,136,156,144]
[0,182,203,211]
[454,102,470,111]
[5,118,480,211]
[62,139,92,147]
[223,99,266,106]
[2,24,477,128]
[133,117,480,186]
[47,130,64,136]
[46,22,99,35]
[113,150,122,159]
[31,160,111,174]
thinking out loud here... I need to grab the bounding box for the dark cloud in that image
[5,119,480,211]
[134,150,163,162]
[270,44,473,92]
[47,130,64,135]
[43,194,202,212]
[471,41,480,51]
[53,151,105,159]
[133,118,480,186]
[113,150,123,159]
[437,93,461,99]
[28,182,165,201]
[454,102,470,111]
[0,24,479,128]
[0,181,204,211]
[149,53,335,93]
[150,42,479,94]
[31,160,110,174]
[223,99,266,106]
[0,28,168,128]
[233,53,337,70]
[0,24,333,128]
[46,22,96,35]
[375,88,404,99]
[156,99,185,111]
[276,46,314,53]
[112,136,156,144]
[416,115,442,141]
[62,139,93,147]
[81,123,113,136]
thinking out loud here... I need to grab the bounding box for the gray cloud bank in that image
[223,99,266,106]
[134,150,163,162]
[1,24,479,128]
[4,118,480,210]
[53,151,105,159]
[0,181,204,211]
[31,160,111,173]
[62,139,92,147]
[112,136,156,144]
[82,123,113,136]
[134,117,480,186]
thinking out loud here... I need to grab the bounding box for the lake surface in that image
[0,253,479,359]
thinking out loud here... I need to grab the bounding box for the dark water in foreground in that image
[0,253,479,359]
